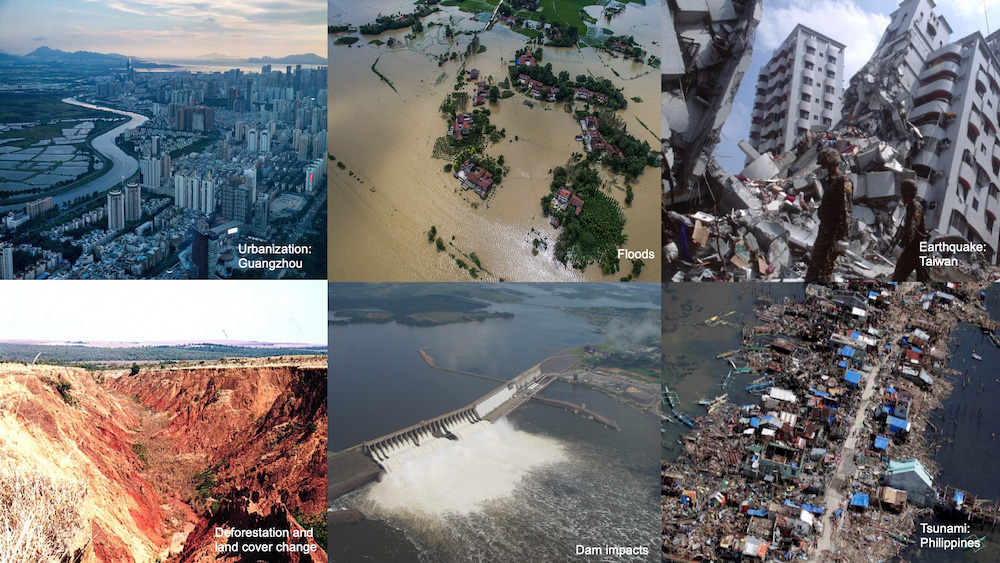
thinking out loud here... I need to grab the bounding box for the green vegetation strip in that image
[371,55,398,93]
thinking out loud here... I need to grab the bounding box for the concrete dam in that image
[363,363,545,473]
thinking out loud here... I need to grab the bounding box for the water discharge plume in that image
[362,418,567,517]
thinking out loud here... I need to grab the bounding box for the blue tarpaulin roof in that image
[851,493,869,508]
[886,386,897,393]
[845,370,862,386]
[750,417,760,428]
[810,387,831,398]
[747,508,767,517]
[802,503,825,514]
[838,360,848,368]
[888,415,909,433]
[874,435,890,450]
[851,331,862,340]
[839,346,855,357]
[911,346,923,353]
[869,291,879,299]
[955,491,965,503]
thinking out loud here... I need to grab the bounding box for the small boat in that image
[973,353,983,361]
[755,311,776,322]
[671,409,695,428]
[746,381,774,391]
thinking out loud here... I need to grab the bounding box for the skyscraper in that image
[107,189,125,231]
[124,181,142,222]
[191,226,220,279]
[749,25,846,158]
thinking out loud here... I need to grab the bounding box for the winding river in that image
[0,98,148,213]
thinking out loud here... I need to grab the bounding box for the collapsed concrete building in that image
[662,0,763,207]
[663,0,1000,282]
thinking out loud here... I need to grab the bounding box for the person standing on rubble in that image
[890,179,930,282]
[805,148,853,282]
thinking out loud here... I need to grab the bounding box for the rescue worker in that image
[890,179,930,282]
[805,147,853,282]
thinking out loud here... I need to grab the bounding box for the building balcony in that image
[919,123,949,141]
[911,150,940,174]
[986,188,1000,215]
[969,110,983,134]
[929,43,963,63]
[919,59,961,82]
[796,117,811,131]
[959,160,977,194]
[805,36,818,50]
[909,99,952,124]
[914,78,956,102]
[803,52,816,66]
[822,108,836,121]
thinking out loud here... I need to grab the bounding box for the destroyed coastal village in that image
[663,0,1000,282]
[662,282,1000,562]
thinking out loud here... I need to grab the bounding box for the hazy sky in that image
[0,0,325,60]
[716,0,1000,173]
[0,281,326,344]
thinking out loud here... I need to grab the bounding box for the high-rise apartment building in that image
[749,25,845,157]
[140,157,161,189]
[174,173,216,215]
[0,242,13,280]
[909,31,1000,260]
[124,181,142,222]
[107,189,125,231]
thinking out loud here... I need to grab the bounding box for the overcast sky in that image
[716,0,1000,173]
[0,0,325,60]
[0,281,326,344]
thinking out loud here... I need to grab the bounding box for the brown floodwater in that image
[329,1,660,281]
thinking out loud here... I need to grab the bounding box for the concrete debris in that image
[663,0,764,208]
[664,129,996,281]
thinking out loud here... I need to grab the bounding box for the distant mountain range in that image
[195,52,326,64]
[0,338,325,349]
[2,47,325,66]
[10,46,172,67]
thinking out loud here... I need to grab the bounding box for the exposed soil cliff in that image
[0,356,327,563]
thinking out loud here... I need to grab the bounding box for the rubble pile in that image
[663,282,994,562]
[664,129,995,281]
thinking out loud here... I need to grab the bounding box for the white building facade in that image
[749,25,845,157]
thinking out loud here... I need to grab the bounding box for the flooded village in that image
[663,282,1000,562]
[328,0,660,282]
